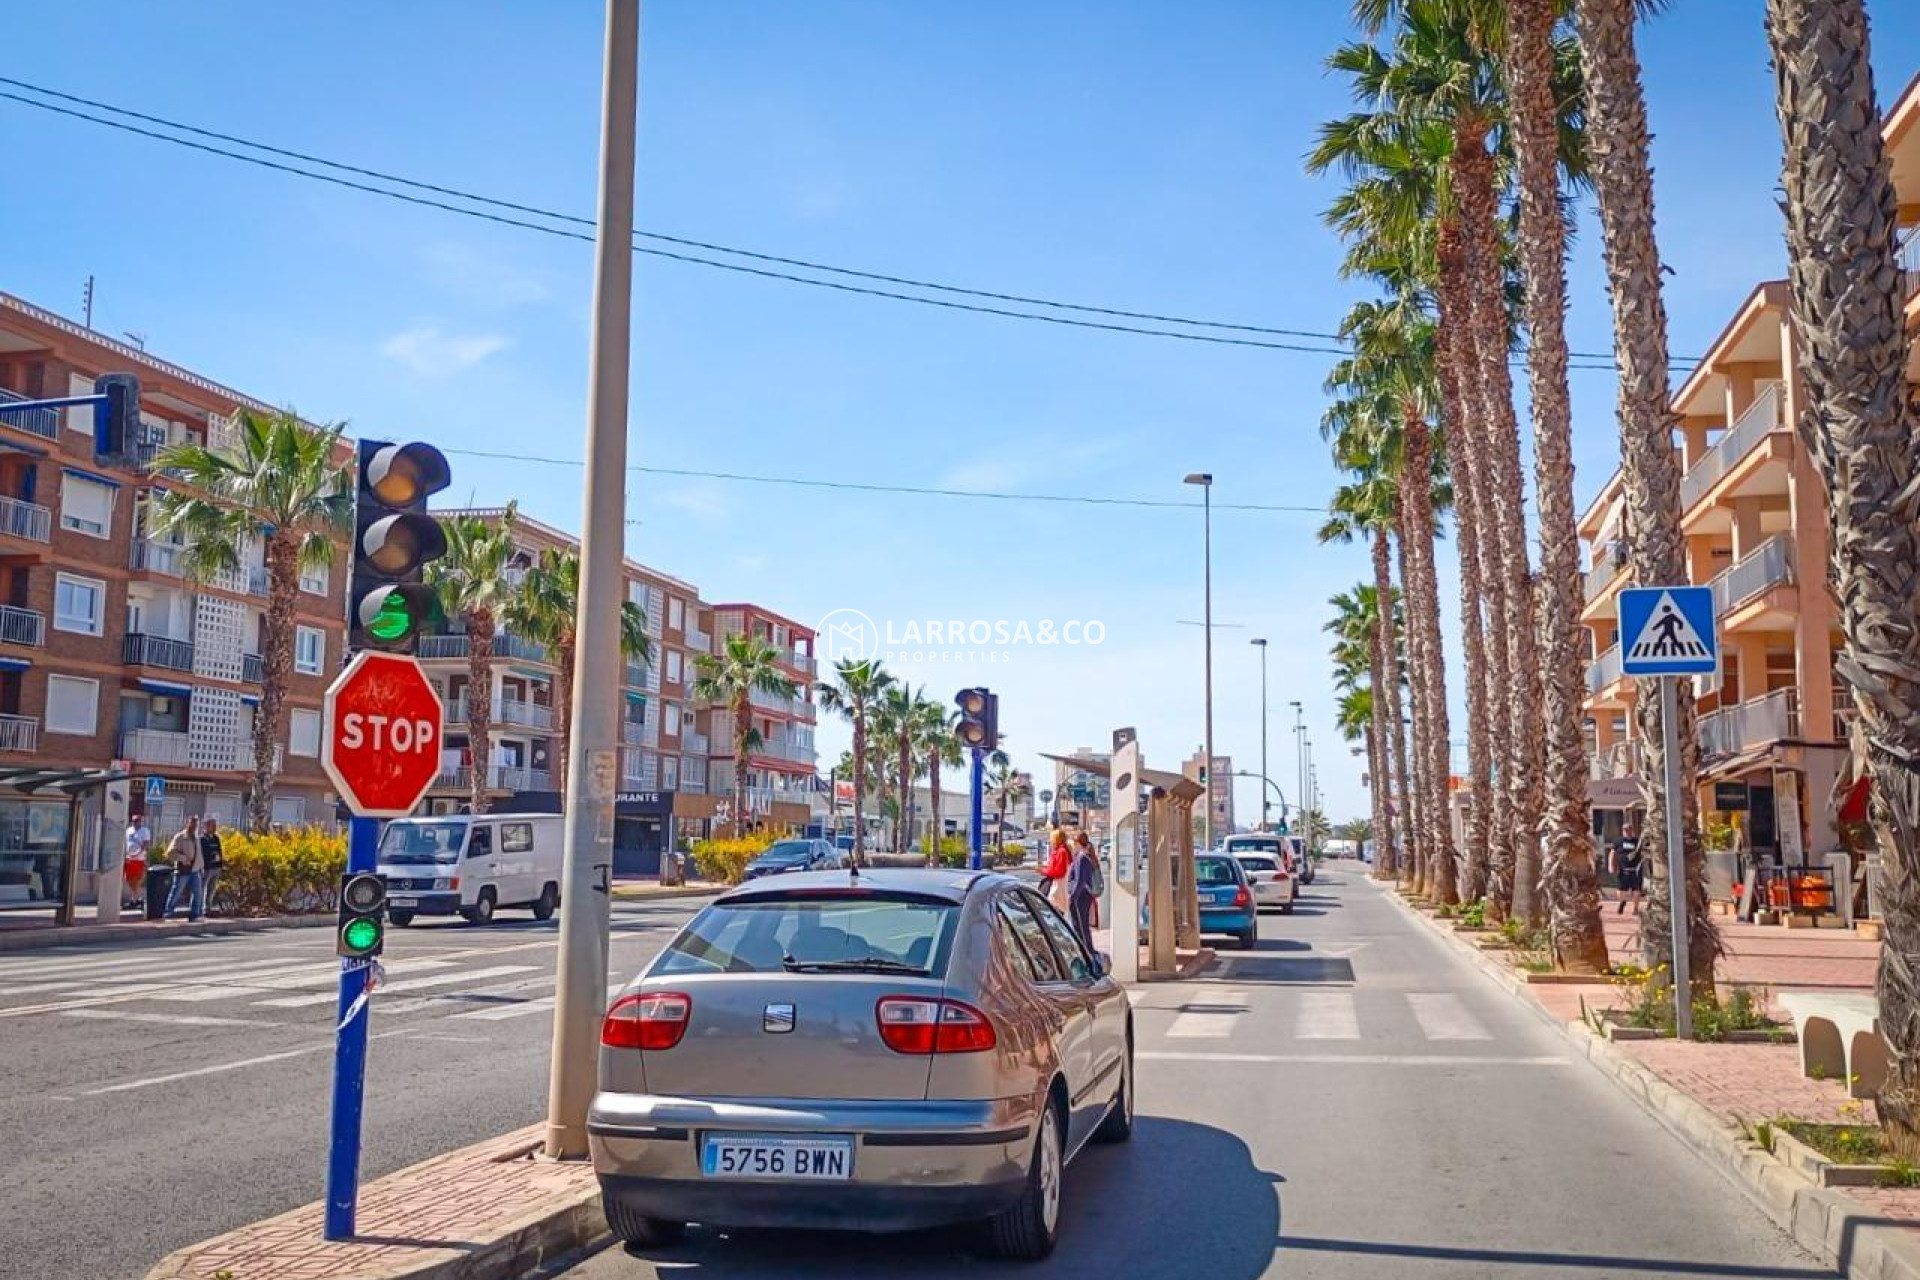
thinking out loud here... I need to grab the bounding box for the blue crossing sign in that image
[145,775,167,807]
[1620,585,1719,676]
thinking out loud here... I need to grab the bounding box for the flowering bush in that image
[213,826,348,916]
[691,834,775,885]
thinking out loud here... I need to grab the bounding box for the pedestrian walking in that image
[199,817,225,916]
[1072,831,1103,929]
[1612,821,1645,915]
[1041,829,1071,913]
[163,815,205,922]
[1067,832,1100,955]
[122,813,152,910]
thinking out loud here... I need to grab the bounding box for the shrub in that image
[992,843,1027,868]
[214,826,347,916]
[691,834,774,885]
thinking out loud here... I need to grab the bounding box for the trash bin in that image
[144,865,174,920]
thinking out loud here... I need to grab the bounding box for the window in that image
[271,795,305,826]
[665,651,681,683]
[294,626,324,675]
[60,474,114,537]
[662,756,679,790]
[299,561,329,596]
[54,573,105,636]
[668,596,684,630]
[44,674,99,735]
[997,913,1045,983]
[466,825,492,859]
[997,896,1064,983]
[288,708,321,757]
[655,894,956,976]
[500,822,533,853]
[1026,890,1094,981]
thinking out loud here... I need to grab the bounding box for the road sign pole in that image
[324,815,379,1239]
[969,746,985,870]
[1659,676,1693,1040]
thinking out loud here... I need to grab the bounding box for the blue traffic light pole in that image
[325,815,380,1240]
[969,746,985,871]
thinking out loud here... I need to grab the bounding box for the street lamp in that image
[1250,638,1269,830]
[1184,472,1214,850]
[1289,701,1305,849]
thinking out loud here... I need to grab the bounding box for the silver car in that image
[589,868,1133,1259]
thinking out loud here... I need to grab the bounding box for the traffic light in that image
[336,871,387,958]
[352,439,450,653]
[954,686,999,752]
[92,373,141,455]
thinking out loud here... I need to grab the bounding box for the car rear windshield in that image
[756,841,813,862]
[653,893,959,977]
[1227,839,1281,854]
[1236,856,1280,873]
[1195,858,1242,887]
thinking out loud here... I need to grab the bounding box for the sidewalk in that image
[607,879,721,902]
[0,911,333,952]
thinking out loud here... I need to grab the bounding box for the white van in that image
[376,813,565,926]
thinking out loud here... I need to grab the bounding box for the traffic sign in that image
[1620,585,1719,676]
[145,775,166,807]
[321,650,445,818]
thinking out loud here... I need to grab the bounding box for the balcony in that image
[622,719,647,746]
[685,729,709,754]
[1901,222,1920,298]
[0,606,44,648]
[242,653,263,684]
[131,538,186,575]
[120,727,191,767]
[1709,534,1795,618]
[491,764,551,792]
[0,495,50,544]
[418,632,550,664]
[1680,383,1785,511]
[0,714,39,753]
[1586,644,1623,699]
[685,627,711,653]
[785,652,817,679]
[123,632,194,673]
[754,737,815,765]
[749,686,811,717]
[1584,541,1628,604]
[623,660,648,689]
[0,388,59,440]
[497,697,553,730]
[245,566,270,596]
[1699,687,1799,758]
[1591,740,1641,780]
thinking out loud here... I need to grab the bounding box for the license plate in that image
[700,1133,853,1181]
[1209,888,1236,904]
[389,896,418,907]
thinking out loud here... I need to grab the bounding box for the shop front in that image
[613,790,723,878]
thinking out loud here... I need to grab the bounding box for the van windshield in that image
[380,821,467,864]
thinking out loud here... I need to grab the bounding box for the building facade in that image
[1052,749,1111,837]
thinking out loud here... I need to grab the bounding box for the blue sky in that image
[3,2,1917,827]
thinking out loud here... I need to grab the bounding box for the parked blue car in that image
[1195,853,1259,950]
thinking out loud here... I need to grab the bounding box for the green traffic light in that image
[342,917,382,954]
[367,590,415,642]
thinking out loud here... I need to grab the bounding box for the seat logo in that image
[764,1003,796,1033]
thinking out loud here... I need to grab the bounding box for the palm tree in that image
[503,547,652,796]
[1573,0,1717,989]
[918,702,964,864]
[689,633,799,835]
[1324,581,1398,880]
[875,682,927,855]
[986,751,1031,849]
[153,410,353,830]
[428,506,523,815]
[814,659,895,862]
[1765,0,1920,1144]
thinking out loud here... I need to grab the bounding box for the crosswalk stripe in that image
[62,1009,283,1028]
[1406,993,1492,1041]
[451,995,555,1022]
[1166,990,1249,1039]
[250,965,537,1009]
[376,973,555,1017]
[148,957,459,1001]
[1294,991,1360,1040]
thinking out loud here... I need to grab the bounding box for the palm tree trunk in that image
[1576,0,1718,991]
[928,758,943,866]
[898,734,913,856]
[1369,530,1401,879]
[1402,406,1457,905]
[467,614,496,816]
[1766,0,1920,1149]
[851,716,868,866]
[1455,121,1546,928]
[733,692,750,836]
[1509,0,1609,970]
[252,536,299,831]
[551,637,574,800]
[1395,518,1430,897]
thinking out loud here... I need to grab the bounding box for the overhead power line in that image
[0,76,1679,370]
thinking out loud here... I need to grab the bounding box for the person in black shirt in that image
[200,817,226,916]
[1611,821,1645,915]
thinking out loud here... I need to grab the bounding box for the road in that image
[0,894,707,1280]
[556,869,1831,1280]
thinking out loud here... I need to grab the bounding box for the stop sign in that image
[322,651,445,818]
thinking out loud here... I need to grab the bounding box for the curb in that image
[608,883,720,903]
[0,912,333,953]
[1369,878,1920,1280]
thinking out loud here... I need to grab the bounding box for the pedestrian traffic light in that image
[352,439,450,653]
[336,871,387,958]
[954,686,998,752]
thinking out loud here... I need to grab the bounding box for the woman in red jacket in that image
[1041,829,1072,912]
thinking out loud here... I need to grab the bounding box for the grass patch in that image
[1777,1120,1888,1165]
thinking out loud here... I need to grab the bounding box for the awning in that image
[137,678,192,696]
[61,465,121,489]
[0,439,48,457]
[0,657,31,672]
[1700,744,1777,781]
[239,693,260,707]
[625,691,647,706]
[510,666,548,681]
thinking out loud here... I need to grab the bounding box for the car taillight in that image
[602,991,692,1050]
[875,997,997,1054]
[1233,887,1251,908]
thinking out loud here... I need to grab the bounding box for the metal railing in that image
[497,697,553,730]
[120,727,192,766]
[1901,222,1920,298]
[684,729,709,754]
[1586,644,1623,698]
[0,495,50,544]
[622,719,647,746]
[242,653,263,683]
[433,767,471,790]
[749,686,811,717]
[1584,541,1628,604]
[0,714,38,753]
[1680,382,1785,511]
[0,388,60,440]
[246,566,271,596]
[0,606,44,648]
[491,764,550,792]
[418,632,551,664]
[786,652,817,679]
[1590,740,1641,779]
[131,538,185,575]
[123,632,195,672]
[623,660,648,689]
[685,627,711,653]
[1699,687,1799,757]
[1708,533,1795,618]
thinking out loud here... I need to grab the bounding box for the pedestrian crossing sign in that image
[1619,585,1718,676]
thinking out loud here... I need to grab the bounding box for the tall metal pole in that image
[1660,676,1693,1039]
[546,0,640,1161]
[969,746,985,870]
[1252,638,1268,829]
[324,815,378,1238]
[1201,484,1215,850]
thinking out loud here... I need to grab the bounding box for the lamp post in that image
[1289,700,1305,847]
[1184,472,1214,850]
[1251,638,1269,830]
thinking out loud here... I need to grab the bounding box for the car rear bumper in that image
[589,1093,1036,1231]
[1252,881,1294,906]
[1198,907,1257,935]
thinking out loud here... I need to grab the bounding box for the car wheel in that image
[989,1099,1063,1260]
[1093,1043,1134,1144]
[1237,928,1257,950]
[531,883,558,921]
[461,889,496,925]
[1280,901,1295,915]
[388,910,415,927]
[605,1192,685,1249]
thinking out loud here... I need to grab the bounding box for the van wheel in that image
[988,1099,1062,1260]
[388,910,415,927]
[604,1193,685,1249]
[461,889,496,925]
[532,883,558,921]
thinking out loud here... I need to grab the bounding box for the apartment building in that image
[704,603,818,832]
[0,292,350,911]
[1577,71,1920,863]
[1053,749,1112,837]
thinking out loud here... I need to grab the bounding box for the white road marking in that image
[1406,992,1492,1041]
[1166,990,1249,1039]
[250,965,537,1009]
[1315,942,1372,960]
[79,1029,417,1095]
[1294,991,1360,1040]
[61,1009,281,1029]
[146,957,459,1002]
[376,972,555,1017]
[1139,1051,1569,1067]
[451,994,556,1021]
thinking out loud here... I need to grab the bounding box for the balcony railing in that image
[1680,383,1785,511]
[123,632,195,672]
[684,729,709,754]
[623,660,648,689]
[749,687,811,717]
[245,566,270,596]
[497,697,553,730]
[1901,222,1920,298]
[622,719,647,746]
[1590,740,1641,780]
[433,767,471,790]
[1699,687,1799,758]
[131,538,186,575]
[0,714,39,753]
[0,388,59,440]
[754,737,815,765]
[685,627,711,653]
[1583,541,1628,604]
[1586,644,1623,698]
[0,606,44,648]
[417,632,549,664]
[242,653,263,683]
[491,764,551,792]
[120,727,192,766]
[0,495,50,544]
[1709,533,1795,618]
[786,652,817,679]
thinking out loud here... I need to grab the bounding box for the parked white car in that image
[376,813,565,925]
[1221,835,1297,913]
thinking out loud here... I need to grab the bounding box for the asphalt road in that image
[0,894,707,1280]
[556,870,1832,1280]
